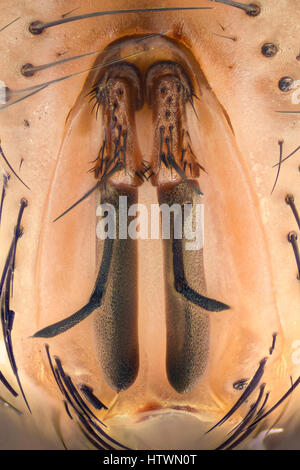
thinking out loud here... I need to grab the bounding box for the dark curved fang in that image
[33,237,114,338]
[172,236,230,312]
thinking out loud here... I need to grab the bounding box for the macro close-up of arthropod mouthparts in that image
[0,0,299,452]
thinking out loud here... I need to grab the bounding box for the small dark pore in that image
[261,43,278,58]
[278,77,294,92]
[21,64,35,78]
[245,3,261,15]
[233,379,248,391]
